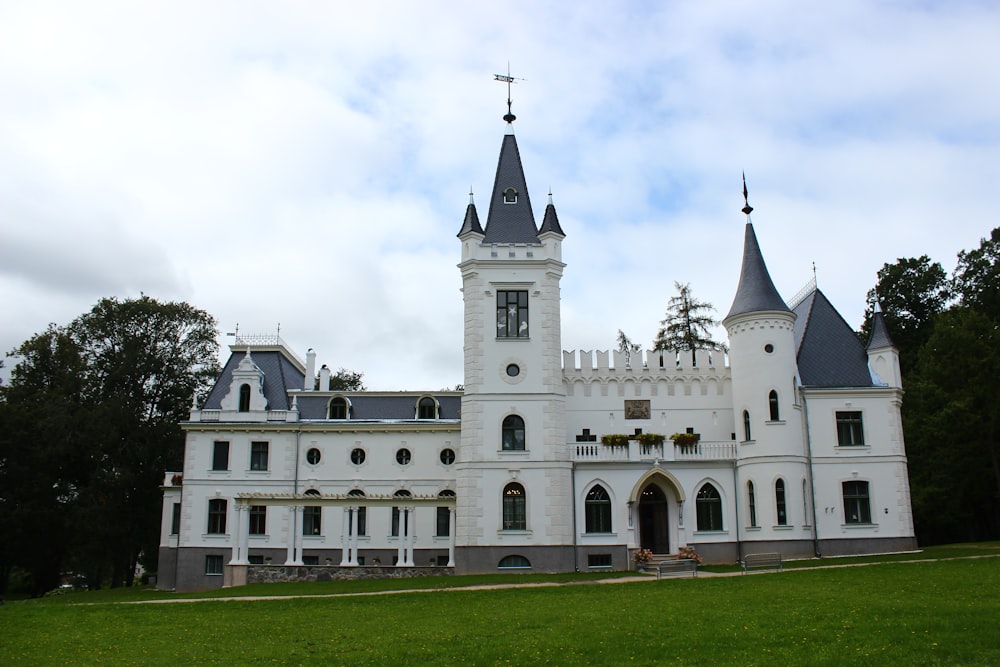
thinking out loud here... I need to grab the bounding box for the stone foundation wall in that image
[247,565,453,584]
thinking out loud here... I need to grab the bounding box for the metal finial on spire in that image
[741,172,753,216]
[469,187,475,205]
[494,63,524,124]
[548,187,553,205]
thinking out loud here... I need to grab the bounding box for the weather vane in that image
[494,64,524,124]
[742,172,753,216]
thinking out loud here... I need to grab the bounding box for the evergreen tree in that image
[616,330,641,368]
[653,282,724,366]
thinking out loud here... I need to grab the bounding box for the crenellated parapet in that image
[562,348,731,398]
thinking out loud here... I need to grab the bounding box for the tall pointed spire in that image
[482,133,539,244]
[725,176,791,320]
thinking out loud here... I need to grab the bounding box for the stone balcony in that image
[571,440,737,463]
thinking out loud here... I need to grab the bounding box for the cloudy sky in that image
[2,1,998,390]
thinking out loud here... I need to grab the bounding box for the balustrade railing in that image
[572,440,736,462]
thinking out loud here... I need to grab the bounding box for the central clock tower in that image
[454,119,572,572]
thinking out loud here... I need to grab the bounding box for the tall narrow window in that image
[417,397,437,419]
[250,441,268,471]
[696,484,723,531]
[238,383,251,412]
[503,483,526,530]
[348,490,366,536]
[207,499,227,534]
[836,411,865,446]
[843,481,872,524]
[436,507,451,536]
[170,502,181,535]
[249,505,266,535]
[212,441,229,471]
[303,489,321,535]
[328,397,348,420]
[743,410,752,441]
[585,485,612,533]
[775,479,788,526]
[496,290,529,338]
[501,415,526,451]
[747,481,758,527]
[768,390,779,421]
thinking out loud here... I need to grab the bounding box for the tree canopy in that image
[0,296,218,597]
[653,282,725,365]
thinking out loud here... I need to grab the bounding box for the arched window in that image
[743,410,752,441]
[502,415,526,451]
[502,483,526,530]
[328,397,348,420]
[498,555,531,569]
[768,390,779,421]
[585,485,612,533]
[696,483,723,531]
[747,480,758,527]
[417,397,437,419]
[775,479,787,526]
[238,384,251,412]
[503,187,518,204]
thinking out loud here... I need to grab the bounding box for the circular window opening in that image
[764,344,774,354]
[506,363,520,377]
[350,448,366,465]
[440,448,456,465]
[396,448,412,465]
[306,448,321,465]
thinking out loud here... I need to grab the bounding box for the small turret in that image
[866,304,902,388]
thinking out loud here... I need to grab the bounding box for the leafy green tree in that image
[653,282,724,365]
[0,297,218,595]
[953,227,1000,319]
[861,256,950,376]
[905,308,1000,543]
[314,368,366,391]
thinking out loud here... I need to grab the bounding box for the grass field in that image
[2,550,998,665]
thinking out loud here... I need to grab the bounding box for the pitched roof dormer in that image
[483,131,540,244]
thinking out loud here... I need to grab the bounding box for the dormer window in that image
[417,396,438,419]
[238,384,251,412]
[503,187,518,204]
[328,397,348,420]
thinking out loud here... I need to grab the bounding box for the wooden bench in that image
[657,558,698,579]
[741,552,783,574]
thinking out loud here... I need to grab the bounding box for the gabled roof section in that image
[866,309,895,350]
[538,194,565,237]
[203,349,305,410]
[483,133,540,244]
[792,289,873,387]
[726,223,791,319]
[457,193,484,237]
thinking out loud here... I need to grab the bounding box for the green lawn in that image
[2,556,998,665]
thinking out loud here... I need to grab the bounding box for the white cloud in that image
[2,0,998,388]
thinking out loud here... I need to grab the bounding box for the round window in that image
[350,448,366,465]
[306,448,321,465]
[764,344,774,354]
[506,364,520,377]
[396,448,412,465]
[440,448,456,465]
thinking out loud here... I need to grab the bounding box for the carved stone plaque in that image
[624,400,650,420]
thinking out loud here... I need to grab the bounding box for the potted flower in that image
[632,548,654,571]
[677,545,703,564]
[670,432,700,451]
[171,474,183,486]
[600,434,630,447]
[635,433,665,447]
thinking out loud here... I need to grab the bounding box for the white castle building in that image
[158,116,915,591]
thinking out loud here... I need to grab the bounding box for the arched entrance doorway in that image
[638,484,670,553]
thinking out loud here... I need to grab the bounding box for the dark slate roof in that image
[538,200,565,237]
[793,289,873,387]
[483,133,540,244]
[296,394,462,420]
[726,223,791,319]
[457,199,484,237]
[202,350,304,410]
[866,310,895,350]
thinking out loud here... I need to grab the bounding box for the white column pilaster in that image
[340,507,351,566]
[348,506,359,566]
[447,507,456,567]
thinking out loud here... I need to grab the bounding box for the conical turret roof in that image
[483,133,540,244]
[457,192,483,237]
[725,223,791,320]
[866,308,895,350]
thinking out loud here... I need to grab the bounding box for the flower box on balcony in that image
[600,434,630,447]
[670,432,701,448]
[635,433,665,447]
